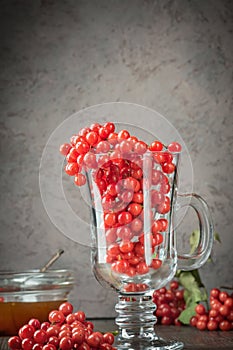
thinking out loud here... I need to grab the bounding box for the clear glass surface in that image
[86,151,213,350]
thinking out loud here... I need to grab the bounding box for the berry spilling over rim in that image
[59,121,182,187]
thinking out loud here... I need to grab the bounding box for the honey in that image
[0,300,65,336]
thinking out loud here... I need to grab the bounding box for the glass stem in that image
[115,293,184,349]
[115,294,158,347]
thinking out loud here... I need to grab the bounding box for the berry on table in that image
[189,288,233,331]
[152,281,186,326]
[8,302,116,350]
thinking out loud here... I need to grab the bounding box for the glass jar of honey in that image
[0,269,74,335]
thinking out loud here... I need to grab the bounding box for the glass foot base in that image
[115,294,184,349]
[116,337,184,350]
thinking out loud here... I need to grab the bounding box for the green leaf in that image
[179,302,197,324]
[176,229,222,324]
[189,230,220,255]
[179,271,204,301]
[214,232,221,243]
[206,232,221,262]
[189,230,200,254]
[201,287,208,302]
[111,330,118,336]
[178,271,208,324]
[190,269,204,288]
[183,289,193,306]
[178,272,203,324]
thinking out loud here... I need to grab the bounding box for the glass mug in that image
[85,151,213,350]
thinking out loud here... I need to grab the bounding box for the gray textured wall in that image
[0,0,233,317]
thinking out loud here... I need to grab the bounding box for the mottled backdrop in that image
[0,0,233,317]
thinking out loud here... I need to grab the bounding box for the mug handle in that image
[176,193,214,271]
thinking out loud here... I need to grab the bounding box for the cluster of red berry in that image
[8,302,116,350]
[152,280,185,326]
[190,288,233,331]
[60,122,181,186]
[60,122,181,280]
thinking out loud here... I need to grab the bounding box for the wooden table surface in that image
[1,319,233,350]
